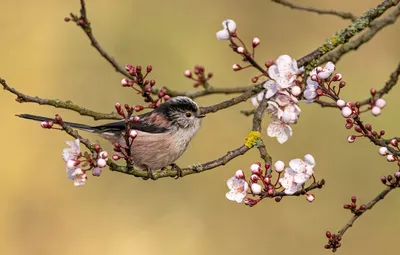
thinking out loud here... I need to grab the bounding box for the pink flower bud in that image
[251,183,262,195]
[112,154,120,160]
[390,139,398,146]
[371,106,381,116]
[250,163,261,175]
[40,121,49,128]
[291,86,301,96]
[375,98,386,109]
[235,169,244,179]
[263,177,271,184]
[347,135,356,143]
[274,160,285,173]
[184,70,192,78]
[92,167,102,177]
[336,99,346,108]
[306,194,315,202]
[99,151,108,159]
[316,66,323,73]
[252,37,260,47]
[311,74,318,81]
[121,78,130,86]
[232,64,241,71]
[129,130,138,139]
[250,174,259,182]
[332,73,342,81]
[237,47,244,53]
[387,154,395,162]
[341,107,352,118]
[379,147,388,156]
[97,158,107,168]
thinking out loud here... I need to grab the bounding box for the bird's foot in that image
[170,163,183,179]
[142,166,156,180]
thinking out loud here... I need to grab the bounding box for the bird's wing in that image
[93,112,169,134]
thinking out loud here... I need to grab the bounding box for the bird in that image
[17,96,205,177]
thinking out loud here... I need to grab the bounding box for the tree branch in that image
[319,5,400,64]
[0,78,122,120]
[272,0,357,21]
[297,0,399,69]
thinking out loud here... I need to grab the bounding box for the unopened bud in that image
[232,64,241,71]
[391,139,398,146]
[129,130,138,139]
[306,194,315,202]
[99,151,108,159]
[250,163,262,175]
[184,70,192,78]
[237,46,244,53]
[252,37,260,47]
[386,154,395,162]
[336,99,346,108]
[235,169,245,179]
[371,106,381,116]
[112,154,121,160]
[147,65,153,73]
[250,174,259,182]
[291,86,301,97]
[264,60,274,68]
[341,107,352,118]
[332,73,342,81]
[251,183,262,195]
[274,160,285,173]
[347,135,356,143]
[97,158,107,168]
[40,121,49,128]
[379,147,388,156]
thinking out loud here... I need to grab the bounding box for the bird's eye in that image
[185,112,192,118]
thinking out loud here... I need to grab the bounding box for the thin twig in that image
[326,185,397,251]
[0,78,122,120]
[272,0,357,21]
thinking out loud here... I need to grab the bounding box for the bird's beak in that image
[197,114,206,118]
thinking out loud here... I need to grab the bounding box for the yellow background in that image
[1,0,399,254]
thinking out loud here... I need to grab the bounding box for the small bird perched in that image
[18,96,205,176]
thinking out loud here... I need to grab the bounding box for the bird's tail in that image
[17,114,97,132]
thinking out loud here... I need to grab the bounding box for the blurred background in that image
[1,0,399,254]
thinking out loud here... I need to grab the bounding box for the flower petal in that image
[216,30,230,40]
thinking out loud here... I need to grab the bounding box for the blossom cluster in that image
[62,139,109,186]
[226,154,317,206]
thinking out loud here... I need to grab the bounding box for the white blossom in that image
[288,154,315,185]
[317,61,335,79]
[267,120,293,144]
[268,55,299,89]
[62,139,80,162]
[279,168,300,195]
[67,168,87,187]
[226,176,248,203]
